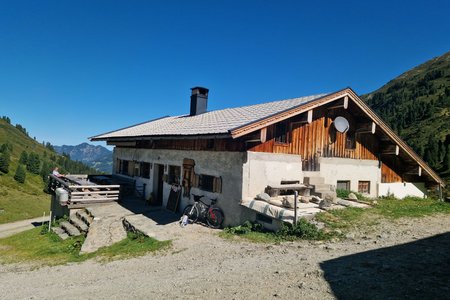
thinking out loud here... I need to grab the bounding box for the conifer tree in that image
[19,151,28,164]
[26,152,41,174]
[14,165,26,183]
[0,153,9,174]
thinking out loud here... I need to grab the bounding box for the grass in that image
[0,188,50,224]
[316,196,450,231]
[0,227,170,267]
[223,196,450,243]
[220,219,334,243]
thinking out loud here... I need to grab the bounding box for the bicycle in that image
[179,193,225,229]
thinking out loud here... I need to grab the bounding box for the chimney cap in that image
[191,86,209,96]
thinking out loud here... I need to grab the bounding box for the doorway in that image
[153,164,164,206]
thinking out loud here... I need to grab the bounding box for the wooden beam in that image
[294,109,313,124]
[327,96,348,110]
[404,166,422,176]
[260,127,267,143]
[381,145,399,156]
[356,121,376,134]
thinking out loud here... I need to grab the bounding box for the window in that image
[168,165,181,184]
[337,180,350,191]
[275,121,289,144]
[199,174,215,192]
[193,174,222,193]
[140,162,151,179]
[358,181,370,194]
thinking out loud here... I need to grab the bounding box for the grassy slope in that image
[0,119,54,223]
[362,51,450,182]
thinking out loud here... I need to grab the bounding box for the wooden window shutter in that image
[192,174,200,188]
[213,176,222,193]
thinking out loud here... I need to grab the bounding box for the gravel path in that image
[0,216,49,239]
[1,214,449,299]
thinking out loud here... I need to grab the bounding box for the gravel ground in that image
[1,214,449,300]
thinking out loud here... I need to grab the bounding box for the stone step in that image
[60,221,81,236]
[303,176,325,185]
[76,210,93,226]
[313,183,332,191]
[70,215,89,232]
[51,227,69,240]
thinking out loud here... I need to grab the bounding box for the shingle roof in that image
[91,93,328,140]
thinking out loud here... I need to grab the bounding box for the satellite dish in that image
[334,116,349,133]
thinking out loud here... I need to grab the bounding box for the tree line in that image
[366,66,450,177]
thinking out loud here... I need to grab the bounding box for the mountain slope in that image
[54,143,112,173]
[363,51,450,181]
[0,118,98,224]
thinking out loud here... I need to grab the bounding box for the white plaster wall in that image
[114,147,246,226]
[378,182,426,198]
[242,152,303,198]
[318,157,381,197]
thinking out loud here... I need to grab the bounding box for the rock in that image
[300,196,311,203]
[319,198,333,208]
[310,195,322,204]
[324,193,337,204]
[347,192,358,200]
[256,193,271,202]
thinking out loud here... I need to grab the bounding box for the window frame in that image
[336,180,351,191]
[358,181,370,194]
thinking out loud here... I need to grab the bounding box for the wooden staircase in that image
[51,209,94,240]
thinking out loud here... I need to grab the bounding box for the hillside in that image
[54,143,112,173]
[0,118,98,224]
[363,51,450,182]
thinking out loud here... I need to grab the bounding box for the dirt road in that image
[1,214,449,299]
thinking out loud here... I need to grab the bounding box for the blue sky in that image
[1,0,449,148]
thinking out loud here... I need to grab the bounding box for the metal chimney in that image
[190,87,209,116]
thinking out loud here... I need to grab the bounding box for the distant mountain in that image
[362,51,450,182]
[54,143,112,173]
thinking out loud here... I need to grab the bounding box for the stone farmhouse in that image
[91,87,444,226]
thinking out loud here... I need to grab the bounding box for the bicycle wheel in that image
[206,207,224,229]
[183,205,199,223]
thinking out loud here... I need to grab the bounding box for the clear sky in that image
[1,0,449,148]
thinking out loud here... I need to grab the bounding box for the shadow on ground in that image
[118,196,180,226]
[321,232,450,300]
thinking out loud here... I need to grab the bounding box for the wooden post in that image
[294,191,298,226]
[48,211,52,231]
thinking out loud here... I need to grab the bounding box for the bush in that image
[224,221,263,235]
[278,218,327,240]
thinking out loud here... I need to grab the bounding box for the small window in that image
[199,174,215,192]
[168,165,181,184]
[140,162,151,179]
[275,121,289,144]
[358,181,370,194]
[337,180,350,191]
